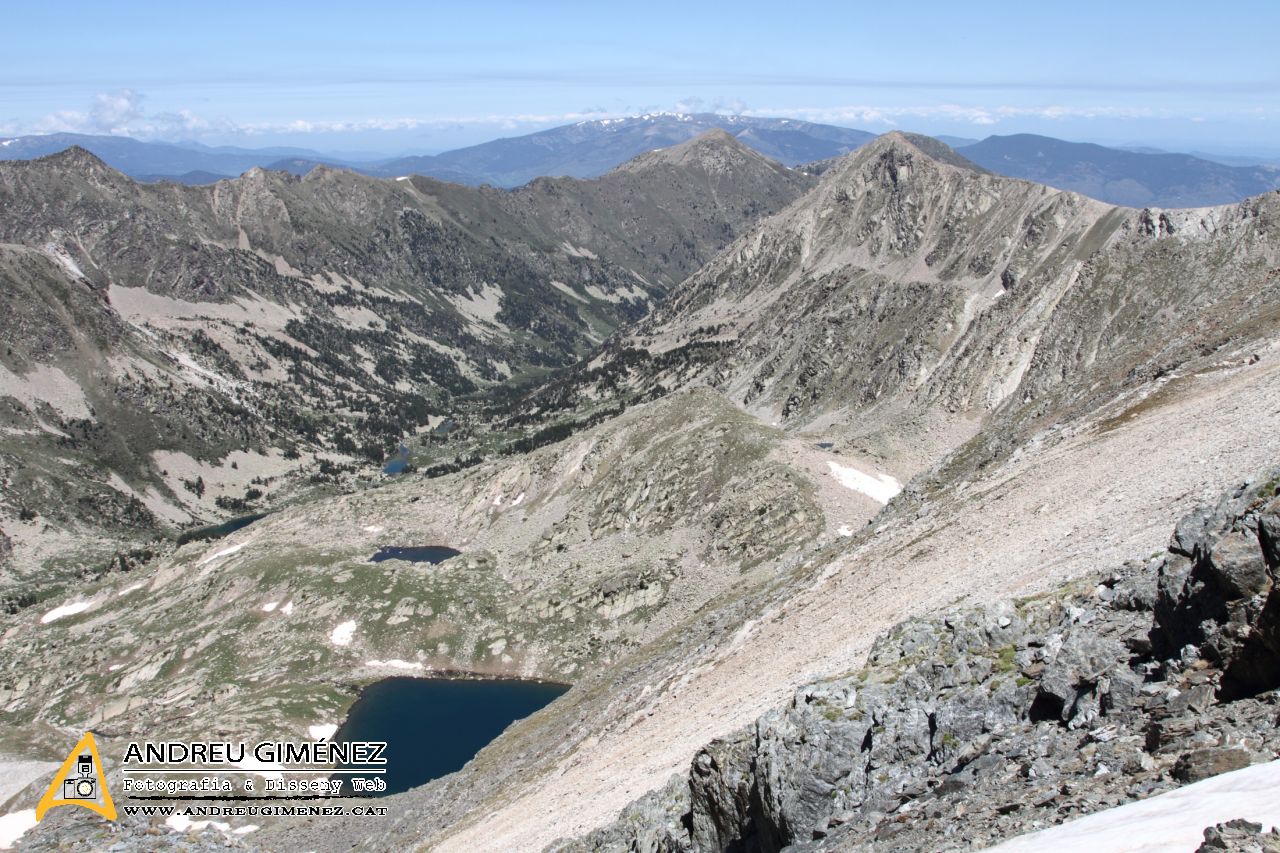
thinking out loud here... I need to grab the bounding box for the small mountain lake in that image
[331,677,569,795]
[176,512,268,546]
[382,444,411,475]
[370,546,461,564]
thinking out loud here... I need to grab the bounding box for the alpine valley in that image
[1,123,1279,853]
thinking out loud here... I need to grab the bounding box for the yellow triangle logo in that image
[35,731,116,822]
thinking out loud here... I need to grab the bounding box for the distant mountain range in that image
[0,132,359,180]
[0,115,873,189]
[3,120,1279,207]
[367,114,876,187]
[952,133,1280,207]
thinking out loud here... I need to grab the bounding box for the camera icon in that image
[62,754,97,800]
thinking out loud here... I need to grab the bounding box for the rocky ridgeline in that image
[554,468,1280,852]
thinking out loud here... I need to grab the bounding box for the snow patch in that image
[197,542,246,567]
[366,659,424,671]
[395,176,410,181]
[0,809,37,850]
[983,759,1280,853]
[40,600,93,624]
[308,723,338,740]
[826,462,902,505]
[281,601,294,616]
[117,582,146,596]
[330,620,357,646]
[261,601,278,612]
[363,525,385,533]
[512,492,526,506]
[837,524,854,537]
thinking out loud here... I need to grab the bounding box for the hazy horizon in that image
[3,1,1278,158]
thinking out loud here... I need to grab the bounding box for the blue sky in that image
[3,0,1278,155]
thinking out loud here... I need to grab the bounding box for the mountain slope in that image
[958,133,1280,207]
[134,134,1280,851]
[0,134,810,594]
[534,132,1279,481]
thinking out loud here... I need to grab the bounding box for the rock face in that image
[553,468,1280,853]
[1151,472,1280,701]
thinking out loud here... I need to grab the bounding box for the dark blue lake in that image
[332,677,569,795]
[177,512,268,546]
[370,546,461,564]
[382,444,411,475]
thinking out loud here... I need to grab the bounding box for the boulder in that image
[1173,747,1253,783]
[1150,473,1280,700]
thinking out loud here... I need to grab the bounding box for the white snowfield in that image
[39,600,93,624]
[983,759,1280,853]
[0,809,36,850]
[366,658,424,671]
[197,541,246,567]
[330,620,357,646]
[826,461,903,504]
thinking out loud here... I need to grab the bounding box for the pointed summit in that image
[612,128,784,176]
[834,131,990,176]
[35,145,113,172]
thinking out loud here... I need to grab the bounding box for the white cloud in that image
[740,103,1190,128]
[89,89,145,132]
[26,90,232,138]
[11,91,1276,145]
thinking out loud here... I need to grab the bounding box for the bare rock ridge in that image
[536,130,1279,486]
[552,468,1280,852]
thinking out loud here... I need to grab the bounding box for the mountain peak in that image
[36,145,111,171]
[856,131,991,174]
[611,128,780,176]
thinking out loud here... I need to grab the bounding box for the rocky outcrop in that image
[555,468,1280,852]
[1197,819,1280,853]
[1151,471,1280,700]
